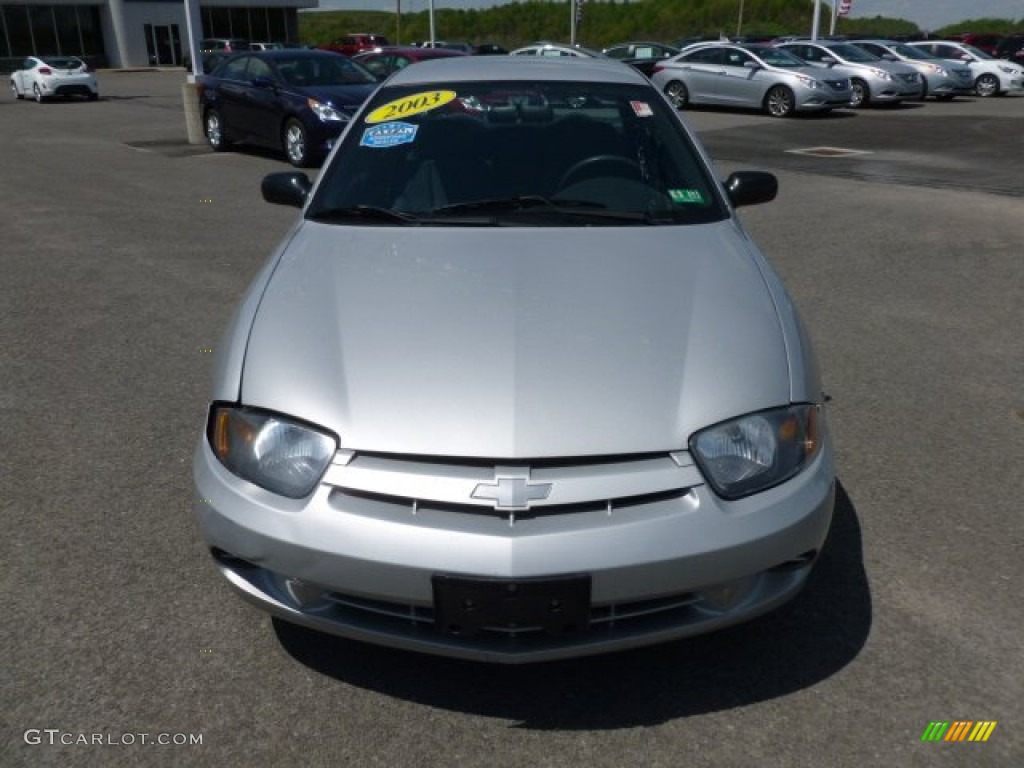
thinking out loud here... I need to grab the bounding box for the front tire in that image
[204,108,229,152]
[664,80,689,110]
[974,73,999,97]
[850,79,869,108]
[283,118,311,168]
[765,85,795,118]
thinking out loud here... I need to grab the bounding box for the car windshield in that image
[308,80,727,227]
[962,44,992,60]
[277,55,376,86]
[889,43,934,60]
[748,46,805,68]
[828,44,880,62]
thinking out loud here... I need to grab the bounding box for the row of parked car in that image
[515,37,1024,117]
[179,34,1024,168]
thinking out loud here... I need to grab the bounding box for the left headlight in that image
[690,405,823,500]
[796,75,823,89]
[308,98,348,123]
[207,405,337,498]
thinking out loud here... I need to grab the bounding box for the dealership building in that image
[1,0,318,70]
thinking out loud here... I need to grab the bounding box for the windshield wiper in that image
[434,196,605,215]
[433,196,670,224]
[307,205,421,225]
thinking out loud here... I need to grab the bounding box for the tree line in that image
[298,0,1022,51]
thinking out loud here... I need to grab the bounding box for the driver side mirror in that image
[262,172,312,207]
[724,171,778,208]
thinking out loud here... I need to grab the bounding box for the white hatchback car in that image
[909,41,1024,97]
[9,56,98,102]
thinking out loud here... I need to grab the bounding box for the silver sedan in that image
[194,56,836,663]
[650,43,852,117]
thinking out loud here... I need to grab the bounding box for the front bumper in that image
[194,439,836,663]
[870,74,922,102]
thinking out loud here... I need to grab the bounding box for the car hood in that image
[240,223,792,458]
[299,83,376,108]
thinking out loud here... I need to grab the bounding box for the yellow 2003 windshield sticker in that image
[365,90,457,124]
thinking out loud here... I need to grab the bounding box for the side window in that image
[23,58,35,70]
[683,48,722,65]
[393,56,411,69]
[247,57,274,81]
[724,49,751,67]
[936,45,959,58]
[801,46,822,63]
[221,56,250,81]
[860,43,883,57]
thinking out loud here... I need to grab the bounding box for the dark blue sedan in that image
[198,50,378,167]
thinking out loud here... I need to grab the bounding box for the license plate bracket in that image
[432,574,591,637]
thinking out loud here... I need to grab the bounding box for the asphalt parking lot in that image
[2,70,1022,767]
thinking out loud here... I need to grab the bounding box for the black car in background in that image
[198,50,377,167]
[995,35,1024,66]
[602,41,680,77]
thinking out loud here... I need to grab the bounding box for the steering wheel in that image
[556,154,643,190]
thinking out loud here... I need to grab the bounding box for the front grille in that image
[322,451,704,524]
[824,79,848,90]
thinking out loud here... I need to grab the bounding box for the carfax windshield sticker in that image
[630,101,654,117]
[360,121,419,148]
[669,189,705,204]
[365,90,458,124]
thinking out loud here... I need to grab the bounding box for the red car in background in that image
[949,33,1004,57]
[321,33,390,58]
[352,46,469,80]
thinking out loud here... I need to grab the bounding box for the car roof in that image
[384,55,645,87]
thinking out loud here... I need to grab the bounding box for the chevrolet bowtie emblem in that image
[472,468,552,511]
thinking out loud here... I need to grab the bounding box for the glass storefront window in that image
[54,6,81,56]
[4,6,33,57]
[28,5,57,54]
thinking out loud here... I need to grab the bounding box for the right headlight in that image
[690,405,823,500]
[207,405,337,498]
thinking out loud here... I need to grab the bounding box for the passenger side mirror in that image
[820,56,836,65]
[252,76,276,89]
[262,172,312,207]
[724,171,778,208]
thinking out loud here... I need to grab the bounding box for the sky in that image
[315,0,1024,31]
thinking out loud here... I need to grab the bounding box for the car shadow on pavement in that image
[274,480,870,730]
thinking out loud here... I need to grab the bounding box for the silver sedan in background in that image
[650,43,852,117]
[851,39,974,100]
[194,56,836,663]
[777,40,922,107]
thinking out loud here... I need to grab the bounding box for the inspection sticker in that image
[669,188,705,204]
[630,101,654,117]
[365,90,457,124]
[361,122,419,148]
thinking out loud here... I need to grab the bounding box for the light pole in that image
[736,0,745,39]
